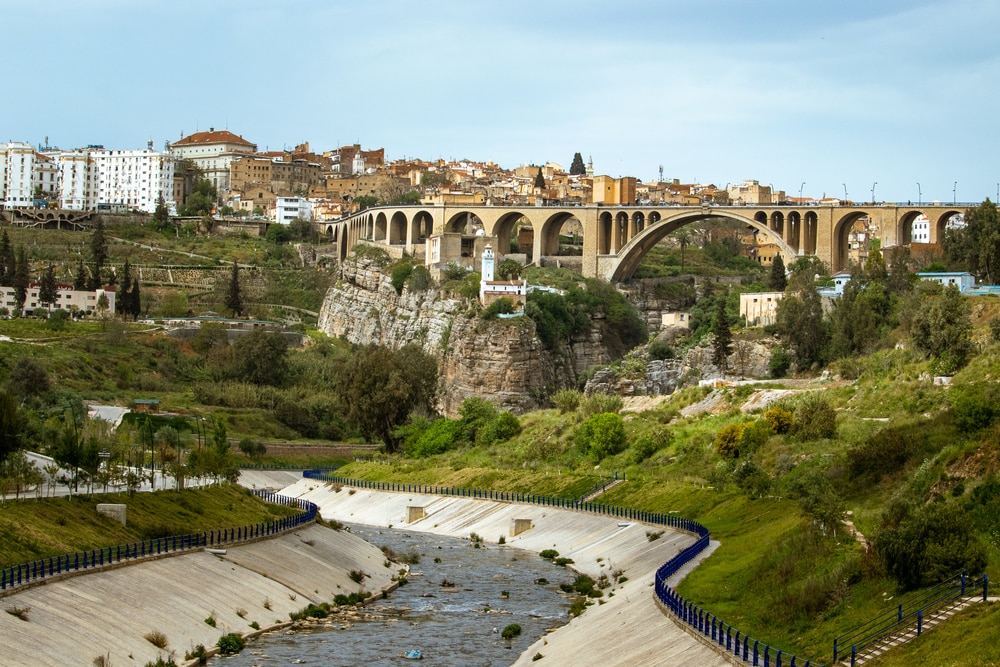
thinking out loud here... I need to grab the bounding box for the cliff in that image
[316,258,611,415]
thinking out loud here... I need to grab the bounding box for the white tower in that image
[479,243,495,302]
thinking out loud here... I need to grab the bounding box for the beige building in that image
[169,129,257,193]
[591,175,637,205]
[740,292,784,327]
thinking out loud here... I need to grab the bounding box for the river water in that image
[211,523,575,667]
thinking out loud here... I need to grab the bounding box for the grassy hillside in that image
[0,485,299,569]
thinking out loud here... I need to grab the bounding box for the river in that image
[211,523,575,666]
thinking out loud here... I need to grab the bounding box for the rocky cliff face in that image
[316,258,611,415]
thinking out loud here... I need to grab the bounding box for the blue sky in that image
[3,0,998,203]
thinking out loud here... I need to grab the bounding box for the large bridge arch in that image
[537,211,585,257]
[831,210,873,271]
[930,209,963,244]
[487,211,535,258]
[606,210,798,282]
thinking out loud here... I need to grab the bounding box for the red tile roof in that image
[171,130,256,148]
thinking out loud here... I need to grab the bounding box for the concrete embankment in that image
[286,477,729,666]
[0,523,396,667]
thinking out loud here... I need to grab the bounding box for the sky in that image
[2,0,999,204]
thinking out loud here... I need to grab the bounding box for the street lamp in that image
[917,182,921,207]
[871,182,877,204]
[799,182,806,204]
[842,183,848,203]
[953,181,957,205]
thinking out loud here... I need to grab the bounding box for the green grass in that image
[0,485,299,569]
[864,601,1000,667]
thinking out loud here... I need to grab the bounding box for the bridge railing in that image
[306,472,823,667]
[0,490,317,595]
[832,570,988,666]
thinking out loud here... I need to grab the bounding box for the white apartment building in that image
[911,215,930,243]
[1,142,41,208]
[90,146,174,213]
[57,150,91,210]
[1,284,116,316]
[274,196,313,224]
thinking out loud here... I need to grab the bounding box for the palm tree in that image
[672,229,693,272]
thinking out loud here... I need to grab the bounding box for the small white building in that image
[916,272,976,293]
[479,244,526,306]
[661,312,690,329]
[1,284,116,316]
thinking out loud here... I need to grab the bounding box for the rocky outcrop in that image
[316,258,612,414]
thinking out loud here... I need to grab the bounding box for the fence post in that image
[984,574,989,602]
[851,645,856,667]
[961,569,967,596]
[753,640,759,666]
[764,646,770,667]
[833,638,838,663]
[898,603,903,623]
[917,609,922,636]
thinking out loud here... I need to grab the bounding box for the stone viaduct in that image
[321,203,964,282]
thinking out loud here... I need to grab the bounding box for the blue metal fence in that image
[305,472,822,666]
[0,490,317,594]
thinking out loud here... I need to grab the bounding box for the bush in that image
[764,407,793,434]
[847,427,917,480]
[576,412,627,461]
[715,423,745,458]
[648,339,674,361]
[406,265,431,292]
[873,501,987,590]
[769,345,791,377]
[482,297,516,319]
[550,389,581,413]
[951,383,1000,433]
[539,549,559,560]
[579,393,623,417]
[404,417,461,457]
[477,411,521,446]
[144,631,168,648]
[391,263,413,295]
[791,394,837,441]
[216,632,246,656]
[501,623,522,639]
[630,427,672,463]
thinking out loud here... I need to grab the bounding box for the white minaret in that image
[480,243,495,302]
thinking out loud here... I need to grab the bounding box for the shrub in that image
[550,389,581,413]
[406,265,431,292]
[501,623,522,639]
[578,393,624,417]
[216,632,246,656]
[184,645,208,665]
[847,427,918,480]
[539,549,559,560]
[791,394,837,441]
[5,606,30,621]
[769,345,791,377]
[482,297,516,319]
[630,428,671,463]
[477,411,522,446]
[576,412,627,461]
[951,383,1000,433]
[873,501,987,590]
[391,263,413,295]
[349,569,367,584]
[404,417,461,457]
[144,631,168,648]
[764,407,793,434]
[204,614,216,627]
[648,339,674,361]
[715,423,746,458]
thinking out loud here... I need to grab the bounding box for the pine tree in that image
[13,247,29,316]
[768,253,787,291]
[118,257,133,318]
[224,262,243,317]
[534,168,545,189]
[569,152,586,176]
[38,264,58,308]
[712,292,733,375]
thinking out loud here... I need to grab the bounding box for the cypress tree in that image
[534,168,545,189]
[712,292,733,375]
[13,247,29,316]
[129,277,142,320]
[0,229,12,286]
[88,220,107,290]
[569,152,586,176]
[73,258,87,291]
[38,264,58,308]
[224,262,243,317]
[768,253,787,291]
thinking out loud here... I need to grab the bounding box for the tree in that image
[154,194,170,229]
[712,291,733,374]
[38,264,58,308]
[354,195,379,211]
[569,152,586,176]
[180,179,217,217]
[128,277,141,320]
[288,217,316,242]
[73,258,87,291]
[230,329,289,386]
[224,262,243,317]
[118,257,133,317]
[533,168,545,190]
[768,253,787,291]
[827,251,894,359]
[8,357,50,400]
[944,199,1000,284]
[496,258,522,280]
[0,229,13,286]
[12,247,29,316]
[775,287,827,369]
[671,229,692,272]
[336,344,439,453]
[89,220,107,290]
[910,283,972,373]
[265,223,292,244]
[0,391,23,467]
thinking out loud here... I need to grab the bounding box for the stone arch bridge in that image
[321,203,963,281]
